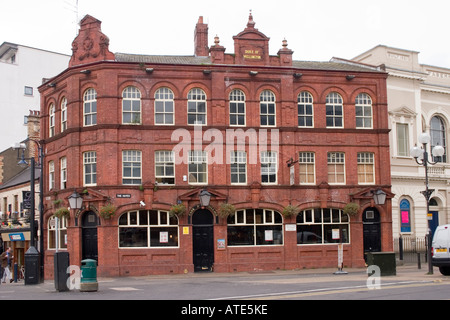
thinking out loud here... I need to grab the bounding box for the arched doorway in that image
[192,209,214,272]
[429,198,440,238]
[82,211,98,261]
[363,207,381,253]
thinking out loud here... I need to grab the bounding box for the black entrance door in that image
[192,209,214,272]
[363,208,381,253]
[82,211,98,261]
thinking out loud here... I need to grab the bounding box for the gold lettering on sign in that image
[243,49,261,60]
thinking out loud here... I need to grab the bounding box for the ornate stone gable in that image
[69,15,115,68]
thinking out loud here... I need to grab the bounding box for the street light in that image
[410,131,445,274]
[68,191,84,210]
[199,189,212,208]
[373,189,387,206]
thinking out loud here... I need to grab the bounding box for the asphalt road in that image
[1,265,449,316]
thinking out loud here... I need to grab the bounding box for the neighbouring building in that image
[0,42,70,151]
[38,14,392,278]
[352,45,450,240]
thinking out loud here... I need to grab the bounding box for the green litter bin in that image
[80,259,98,292]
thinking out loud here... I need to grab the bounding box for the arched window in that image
[122,86,141,124]
[48,216,68,250]
[83,88,97,127]
[119,210,178,248]
[260,90,276,126]
[49,103,55,137]
[229,89,246,126]
[400,199,411,233]
[298,91,314,127]
[61,97,67,132]
[155,87,174,125]
[326,92,343,128]
[355,93,373,129]
[227,209,283,246]
[430,116,447,162]
[297,208,349,244]
[187,88,207,125]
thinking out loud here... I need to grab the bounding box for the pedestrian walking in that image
[0,247,13,283]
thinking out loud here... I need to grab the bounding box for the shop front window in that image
[227,209,283,246]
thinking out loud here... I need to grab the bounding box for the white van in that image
[432,224,450,275]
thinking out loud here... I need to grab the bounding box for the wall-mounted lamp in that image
[372,189,387,205]
[145,68,154,74]
[249,71,258,76]
[294,73,303,79]
[48,83,56,88]
[346,75,356,81]
[80,69,91,75]
[199,189,212,207]
[203,70,212,75]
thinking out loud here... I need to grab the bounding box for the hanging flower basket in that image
[100,204,117,219]
[54,207,70,219]
[281,205,300,218]
[344,202,360,217]
[217,203,236,218]
[169,203,186,217]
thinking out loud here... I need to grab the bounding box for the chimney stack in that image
[194,16,209,57]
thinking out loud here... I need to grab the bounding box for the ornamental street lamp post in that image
[410,132,445,275]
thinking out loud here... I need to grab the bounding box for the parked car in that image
[432,224,450,275]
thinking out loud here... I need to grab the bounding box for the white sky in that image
[2,0,450,68]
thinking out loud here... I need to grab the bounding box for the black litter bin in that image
[54,252,70,291]
[24,246,40,285]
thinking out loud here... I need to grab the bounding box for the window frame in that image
[60,157,67,190]
[155,87,175,125]
[357,152,375,185]
[355,93,373,129]
[230,151,247,185]
[48,161,55,191]
[259,90,276,127]
[227,209,284,246]
[155,150,175,185]
[299,152,316,185]
[49,104,55,138]
[61,97,67,132]
[118,210,179,248]
[327,152,346,185]
[260,151,278,184]
[48,216,68,250]
[430,116,447,163]
[122,86,142,125]
[326,92,344,128]
[187,88,207,125]
[83,88,97,127]
[83,151,97,187]
[297,208,350,245]
[298,91,314,127]
[122,150,142,185]
[188,150,208,184]
[229,89,246,126]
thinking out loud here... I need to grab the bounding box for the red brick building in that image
[39,14,392,278]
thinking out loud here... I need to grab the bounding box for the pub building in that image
[38,13,392,278]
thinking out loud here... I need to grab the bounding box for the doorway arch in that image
[192,208,214,272]
[81,211,98,261]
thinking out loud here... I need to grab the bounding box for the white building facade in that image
[0,42,69,151]
[352,45,450,239]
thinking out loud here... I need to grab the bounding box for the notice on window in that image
[265,230,273,241]
[332,229,340,240]
[160,232,168,243]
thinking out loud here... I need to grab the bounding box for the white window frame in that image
[260,151,277,184]
[187,88,207,125]
[188,150,208,184]
[357,152,375,185]
[49,161,55,190]
[83,88,97,127]
[327,152,346,185]
[61,97,67,133]
[48,216,68,250]
[229,89,246,126]
[298,91,314,127]
[49,104,55,138]
[60,157,67,190]
[122,150,142,185]
[355,93,373,129]
[83,151,97,186]
[155,87,175,125]
[230,151,247,185]
[155,151,175,185]
[122,86,141,125]
[326,92,344,128]
[299,152,316,185]
[260,90,276,127]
